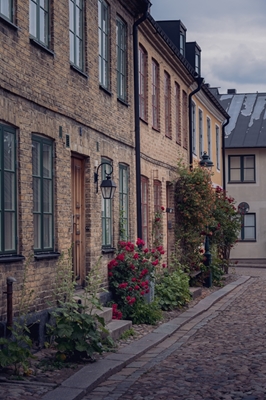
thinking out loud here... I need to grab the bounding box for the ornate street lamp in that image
[94,163,116,199]
[199,151,214,169]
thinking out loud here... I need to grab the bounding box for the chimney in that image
[227,89,237,94]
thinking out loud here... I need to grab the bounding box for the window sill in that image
[70,64,88,78]
[34,252,61,260]
[139,117,148,125]
[165,135,172,140]
[117,97,129,107]
[152,126,160,133]
[228,181,256,184]
[238,240,256,243]
[0,14,19,30]
[30,37,54,56]
[102,247,116,254]
[99,85,112,96]
[0,255,25,263]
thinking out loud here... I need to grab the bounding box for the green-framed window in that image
[239,213,256,241]
[0,0,13,21]
[141,176,149,245]
[30,0,50,47]
[0,124,16,255]
[102,158,112,247]
[119,164,128,240]
[32,135,54,252]
[98,0,109,89]
[228,155,255,183]
[69,0,84,70]
[116,16,127,101]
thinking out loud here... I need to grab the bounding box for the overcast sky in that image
[150,0,266,94]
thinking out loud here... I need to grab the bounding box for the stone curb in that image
[41,275,251,400]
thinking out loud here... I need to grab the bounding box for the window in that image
[116,17,127,101]
[239,213,256,241]
[32,135,53,252]
[164,71,171,138]
[30,0,49,47]
[102,158,112,247]
[153,180,162,245]
[199,109,203,156]
[98,0,109,89]
[119,164,128,240]
[207,117,211,159]
[195,53,200,75]
[180,33,185,56]
[0,0,12,21]
[141,176,149,245]
[216,125,220,170]
[192,101,196,155]
[175,83,181,145]
[182,91,188,149]
[69,0,84,70]
[229,155,255,183]
[139,46,147,120]
[0,124,16,255]
[152,59,159,130]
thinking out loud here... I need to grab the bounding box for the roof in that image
[218,92,266,148]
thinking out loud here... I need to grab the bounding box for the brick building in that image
[0,1,228,326]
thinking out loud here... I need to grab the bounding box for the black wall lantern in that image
[94,162,116,199]
[199,151,214,169]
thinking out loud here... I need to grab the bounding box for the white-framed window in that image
[116,16,127,101]
[175,82,181,145]
[139,45,147,120]
[30,0,50,47]
[199,109,203,156]
[207,117,211,160]
[152,59,159,130]
[216,125,220,170]
[69,0,84,70]
[192,101,196,155]
[119,164,128,240]
[98,0,109,89]
[164,71,171,138]
[0,0,13,21]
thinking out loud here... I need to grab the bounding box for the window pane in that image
[4,131,14,170]
[32,141,40,176]
[33,177,41,212]
[230,169,241,181]
[244,169,255,181]
[43,179,52,213]
[245,214,254,225]
[43,144,52,178]
[34,214,41,249]
[69,0,74,31]
[4,212,15,251]
[4,172,14,209]
[43,214,52,248]
[230,157,240,168]
[244,227,255,239]
[40,8,48,44]
[244,156,254,168]
[70,31,75,63]
[30,1,37,37]
[1,0,11,19]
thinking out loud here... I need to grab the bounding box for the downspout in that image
[188,77,204,167]
[222,116,230,191]
[133,9,149,240]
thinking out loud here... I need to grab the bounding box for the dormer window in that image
[180,33,185,56]
[195,53,200,75]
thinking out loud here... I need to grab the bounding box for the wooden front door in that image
[71,156,85,286]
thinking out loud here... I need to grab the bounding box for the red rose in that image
[136,238,145,246]
[133,253,139,259]
[108,272,113,277]
[134,285,140,290]
[140,291,145,295]
[161,206,165,211]
[162,263,166,268]
[144,248,149,253]
[152,259,159,266]
[117,253,125,261]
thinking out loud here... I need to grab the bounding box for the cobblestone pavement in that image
[84,277,266,400]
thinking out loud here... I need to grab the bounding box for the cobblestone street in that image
[85,276,266,400]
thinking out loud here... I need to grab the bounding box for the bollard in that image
[6,277,16,331]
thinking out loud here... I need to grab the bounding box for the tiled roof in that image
[219,93,266,148]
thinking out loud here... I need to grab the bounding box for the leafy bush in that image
[155,269,191,311]
[130,300,162,325]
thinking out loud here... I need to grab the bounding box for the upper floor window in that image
[0,124,16,255]
[216,125,220,170]
[182,90,188,149]
[175,83,181,145]
[239,213,256,241]
[199,109,203,156]
[116,17,127,101]
[141,176,149,246]
[119,164,128,240]
[228,155,255,183]
[139,45,147,121]
[195,53,200,76]
[180,33,185,56]
[164,71,171,138]
[101,158,113,247]
[98,0,109,89]
[0,0,12,21]
[32,135,54,252]
[207,117,211,159]
[30,0,49,47]
[69,0,84,70]
[152,59,159,130]
[192,101,196,155]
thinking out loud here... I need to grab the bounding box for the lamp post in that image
[94,163,116,199]
[199,151,213,287]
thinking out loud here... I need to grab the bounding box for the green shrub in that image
[130,300,162,325]
[155,269,191,311]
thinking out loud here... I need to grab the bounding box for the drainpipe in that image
[188,77,204,167]
[222,116,230,191]
[133,9,149,240]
